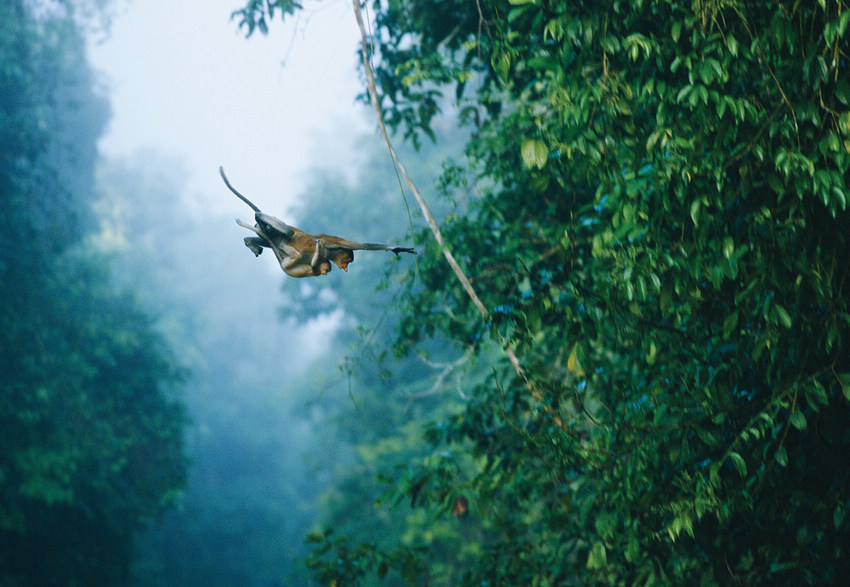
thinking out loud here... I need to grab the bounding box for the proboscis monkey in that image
[220,167,415,277]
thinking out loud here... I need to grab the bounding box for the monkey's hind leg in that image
[244,236,266,257]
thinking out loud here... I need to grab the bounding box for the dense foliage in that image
[0,2,186,583]
[245,0,850,584]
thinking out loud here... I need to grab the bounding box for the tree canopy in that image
[240,0,850,583]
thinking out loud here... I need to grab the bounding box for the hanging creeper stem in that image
[351,0,539,401]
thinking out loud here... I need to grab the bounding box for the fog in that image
[85,1,398,583]
[89,0,368,216]
[3,0,463,581]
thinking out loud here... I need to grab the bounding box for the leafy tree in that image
[241,0,850,584]
[0,2,186,584]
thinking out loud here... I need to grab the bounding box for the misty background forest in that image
[3,0,850,585]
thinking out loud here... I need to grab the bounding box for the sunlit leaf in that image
[586,542,607,569]
[722,236,734,259]
[521,138,549,169]
[567,344,585,376]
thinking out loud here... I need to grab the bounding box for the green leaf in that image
[625,535,640,563]
[839,112,850,135]
[649,272,662,291]
[671,21,682,42]
[492,51,512,82]
[807,380,828,407]
[645,340,658,365]
[722,311,739,339]
[726,34,739,56]
[586,542,607,569]
[790,410,807,430]
[768,173,785,194]
[835,503,846,529]
[690,199,701,226]
[836,78,850,106]
[729,451,747,477]
[775,445,788,467]
[833,186,847,211]
[838,373,850,401]
[521,138,549,169]
[774,304,793,328]
[722,236,734,259]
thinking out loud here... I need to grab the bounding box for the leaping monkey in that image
[220,166,415,278]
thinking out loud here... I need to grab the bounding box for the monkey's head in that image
[330,250,354,272]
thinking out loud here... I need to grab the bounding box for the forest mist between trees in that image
[1,0,452,582]
[4,0,850,585]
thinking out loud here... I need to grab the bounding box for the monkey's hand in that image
[390,246,416,255]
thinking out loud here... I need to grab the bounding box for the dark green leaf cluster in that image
[321,0,850,584]
[306,529,429,585]
[241,0,850,583]
[379,0,850,584]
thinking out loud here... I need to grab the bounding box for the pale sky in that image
[88,0,369,216]
[85,0,371,358]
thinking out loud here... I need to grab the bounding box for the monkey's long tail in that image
[219,166,261,213]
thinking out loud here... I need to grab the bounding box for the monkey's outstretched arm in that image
[318,235,415,255]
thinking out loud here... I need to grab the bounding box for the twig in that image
[415,346,474,400]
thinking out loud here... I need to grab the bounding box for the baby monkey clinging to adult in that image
[220,167,415,278]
